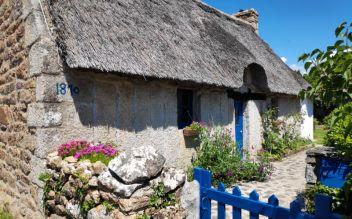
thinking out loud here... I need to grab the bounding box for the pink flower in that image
[73,143,118,160]
[57,140,92,157]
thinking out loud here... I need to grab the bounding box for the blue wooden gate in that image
[194,168,341,219]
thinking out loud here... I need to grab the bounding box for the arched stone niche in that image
[242,63,269,93]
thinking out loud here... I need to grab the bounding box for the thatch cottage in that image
[0,0,312,217]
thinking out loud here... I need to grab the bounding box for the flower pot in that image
[183,129,199,137]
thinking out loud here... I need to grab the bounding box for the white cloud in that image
[290,64,306,74]
[281,57,287,63]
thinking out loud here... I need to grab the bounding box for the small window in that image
[271,97,278,109]
[177,89,194,129]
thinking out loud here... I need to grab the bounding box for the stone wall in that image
[277,96,300,118]
[30,70,235,169]
[0,0,41,217]
[243,99,268,155]
[43,145,188,218]
[305,147,339,186]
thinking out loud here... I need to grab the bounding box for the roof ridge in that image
[193,0,257,33]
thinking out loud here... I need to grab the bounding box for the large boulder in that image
[108,145,165,184]
[151,167,186,193]
[180,181,200,219]
[98,171,144,198]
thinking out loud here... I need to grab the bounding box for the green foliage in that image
[38,172,51,182]
[261,108,311,160]
[149,183,176,209]
[303,184,344,214]
[39,170,93,216]
[186,166,194,182]
[101,201,116,212]
[300,22,352,108]
[0,207,12,219]
[324,103,352,158]
[38,172,53,205]
[190,126,273,186]
[342,168,352,214]
[78,153,114,166]
[184,121,206,132]
[303,181,352,216]
[314,124,327,145]
[81,200,96,215]
[137,214,152,219]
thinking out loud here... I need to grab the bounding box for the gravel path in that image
[211,150,307,218]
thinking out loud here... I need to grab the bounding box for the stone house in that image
[0,0,313,217]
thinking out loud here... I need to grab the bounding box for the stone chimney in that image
[233,9,259,33]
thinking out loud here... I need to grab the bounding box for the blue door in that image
[234,100,244,154]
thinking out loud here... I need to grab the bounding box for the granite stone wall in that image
[31,69,235,169]
[243,99,268,156]
[0,1,308,217]
[305,147,339,187]
[0,0,41,218]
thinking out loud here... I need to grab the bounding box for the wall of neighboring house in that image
[0,0,43,218]
[300,98,314,140]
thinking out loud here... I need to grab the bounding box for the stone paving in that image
[211,150,307,218]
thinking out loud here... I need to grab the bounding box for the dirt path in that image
[211,150,307,218]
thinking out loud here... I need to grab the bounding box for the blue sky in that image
[203,0,352,72]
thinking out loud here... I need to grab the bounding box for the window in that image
[177,89,194,129]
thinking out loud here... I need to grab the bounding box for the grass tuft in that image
[314,125,327,145]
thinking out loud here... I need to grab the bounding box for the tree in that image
[299,22,352,108]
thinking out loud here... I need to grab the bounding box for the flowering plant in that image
[184,121,206,132]
[189,126,273,186]
[58,140,91,158]
[73,143,118,165]
[57,141,119,165]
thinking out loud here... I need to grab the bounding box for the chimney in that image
[233,9,259,33]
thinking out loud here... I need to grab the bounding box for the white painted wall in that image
[277,97,300,118]
[243,100,266,156]
[300,98,314,140]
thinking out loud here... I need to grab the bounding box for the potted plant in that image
[183,121,205,137]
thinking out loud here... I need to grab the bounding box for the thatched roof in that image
[48,0,309,95]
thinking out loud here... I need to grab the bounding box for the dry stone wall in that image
[43,145,188,219]
[305,146,339,186]
[0,0,41,218]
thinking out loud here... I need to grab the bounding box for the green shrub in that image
[303,184,343,214]
[262,108,311,160]
[149,183,176,209]
[342,168,352,214]
[302,182,352,216]
[190,126,273,186]
[81,200,96,215]
[324,103,352,158]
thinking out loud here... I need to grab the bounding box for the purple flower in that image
[58,140,91,157]
[73,143,118,160]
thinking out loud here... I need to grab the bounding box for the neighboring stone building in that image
[0,0,313,217]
